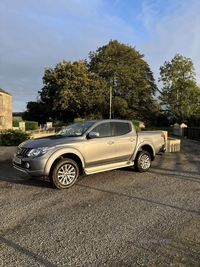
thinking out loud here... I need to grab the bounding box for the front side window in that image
[112,122,131,136]
[0,95,3,106]
[92,123,111,138]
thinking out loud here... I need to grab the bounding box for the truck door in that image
[112,121,136,162]
[84,122,116,168]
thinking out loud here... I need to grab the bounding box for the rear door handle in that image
[129,138,135,142]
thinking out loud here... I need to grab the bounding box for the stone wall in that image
[0,146,16,162]
[166,137,181,152]
[0,90,12,130]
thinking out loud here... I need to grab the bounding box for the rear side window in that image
[112,122,131,136]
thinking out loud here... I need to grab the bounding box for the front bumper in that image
[13,155,47,177]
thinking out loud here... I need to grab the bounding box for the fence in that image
[183,128,200,140]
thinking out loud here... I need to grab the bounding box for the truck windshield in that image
[55,121,95,137]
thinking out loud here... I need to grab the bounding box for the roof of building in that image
[0,88,12,95]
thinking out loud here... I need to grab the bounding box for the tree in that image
[22,101,49,124]
[39,60,108,122]
[86,40,158,121]
[158,54,200,123]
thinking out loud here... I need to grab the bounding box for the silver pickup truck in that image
[13,119,166,189]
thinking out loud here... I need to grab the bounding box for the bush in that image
[25,121,38,130]
[53,120,64,127]
[132,120,140,127]
[132,120,141,132]
[0,129,31,146]
[13,120,38,130]
[13,119,23,127]
[74,118,85,123]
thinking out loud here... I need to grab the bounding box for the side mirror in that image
[88,132,100,139]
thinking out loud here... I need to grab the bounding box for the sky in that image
[0,0,200,112]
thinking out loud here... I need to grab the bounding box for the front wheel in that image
[134,151,151,172]
[50,158,79,189]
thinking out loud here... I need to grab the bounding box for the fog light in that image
[25,162,30,169]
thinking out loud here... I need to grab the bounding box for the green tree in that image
[158,54,200,122]
[22,101,49,124]
[39,60,108,122]
[86,40,158,121]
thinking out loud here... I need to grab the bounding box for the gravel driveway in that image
[0,137,200,267]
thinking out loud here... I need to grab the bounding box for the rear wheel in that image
[134,151,151,172]
[50,158,79,189]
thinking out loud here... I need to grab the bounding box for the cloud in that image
[0,0,199,111]
[139,0,200,83]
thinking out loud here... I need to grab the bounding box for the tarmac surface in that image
[0,137,200,267]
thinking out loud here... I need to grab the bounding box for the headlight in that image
[27,147,55,157]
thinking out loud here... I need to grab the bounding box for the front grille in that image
[16,148,32,157]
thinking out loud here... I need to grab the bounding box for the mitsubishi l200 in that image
[13,120,166,189]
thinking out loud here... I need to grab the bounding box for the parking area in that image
[0,137,200,266]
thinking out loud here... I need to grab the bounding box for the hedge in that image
[132,120,141,132]
[0,129,31,146]
[13,120,38,130]
[25,121,38,130]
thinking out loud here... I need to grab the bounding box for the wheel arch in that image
[44,150,84,177]
[50,153,84,177]
[137,144,155,161]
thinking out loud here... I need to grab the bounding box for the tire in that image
[50,158,79,189]
[134,150,151,172]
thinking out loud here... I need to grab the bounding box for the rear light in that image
[161,133,166,141]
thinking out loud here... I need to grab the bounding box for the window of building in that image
[0,116,4,125]
[0,94,3,106]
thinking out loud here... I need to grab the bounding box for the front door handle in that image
[107,141,114,145]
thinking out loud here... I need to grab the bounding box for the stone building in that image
[0,88,12,130]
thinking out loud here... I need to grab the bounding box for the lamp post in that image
[109,86,112,119]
